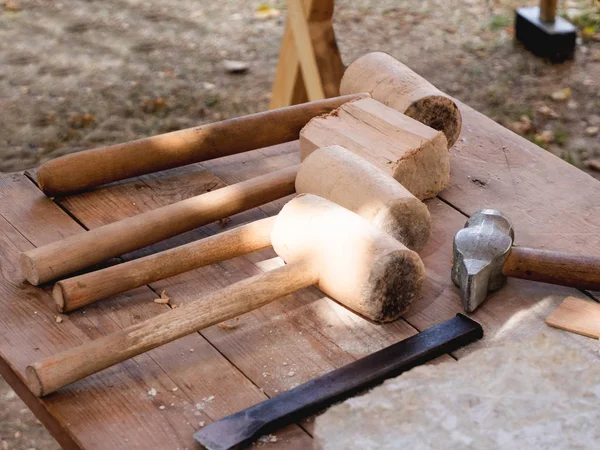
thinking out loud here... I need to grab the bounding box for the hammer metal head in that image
[451,210,514,312]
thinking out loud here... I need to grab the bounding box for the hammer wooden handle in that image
[53,217,276,312]
[503,247,600,291]
[27,260,318,397]
[22,166,297,285]
[36,94,366,196]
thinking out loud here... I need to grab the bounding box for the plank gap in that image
[0,209,37,250]
[580,290,600,303]
[437,194,469,219]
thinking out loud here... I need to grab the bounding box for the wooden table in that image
[1,100,599,449]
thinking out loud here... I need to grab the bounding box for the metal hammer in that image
[452,210,600,312]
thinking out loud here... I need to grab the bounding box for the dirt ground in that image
[1,0,599,448]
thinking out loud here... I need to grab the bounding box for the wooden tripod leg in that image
[269,0,344,108]
[27,260,318,397]
[53,217,276,312]
[287,0,325,101]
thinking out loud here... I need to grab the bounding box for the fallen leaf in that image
[142,97,167,113]
[535,129,555,144]
[582,26,597,40]
[585,126,599,136]
[509,115,533,134]
[254,4,280,19]
[69,113,95,129]
[551,87,571,101]
[585,159,600,172]
[223,60,249,74]
[154,290,170,304]
[536,103,559,118]
[4,0,22,11]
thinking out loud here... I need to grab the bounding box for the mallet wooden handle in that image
[36,94,367,196]
[22,166,298,285]
[27,260,318,397]
[503,247,600,291]
[539,0,557,23]
[53,217,276,312]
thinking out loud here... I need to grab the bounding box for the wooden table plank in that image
[0,175,312,449]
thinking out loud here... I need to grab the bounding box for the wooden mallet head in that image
[272,194,425,322]
[297,145,431,251]
[340,52,462,148]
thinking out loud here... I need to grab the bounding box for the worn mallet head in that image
[297,145,431,251]
[451,210,514,312]
[273,194,425,322]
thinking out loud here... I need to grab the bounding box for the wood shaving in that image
[153,290,170,304]
[217,217,232,228]
[218,317,240,330]
[258,434,277,444]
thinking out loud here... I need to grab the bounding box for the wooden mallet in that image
[26,194,425,397]
[52,145,432,312]
[35,53,461,197]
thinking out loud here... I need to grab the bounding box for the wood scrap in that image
[545,296,600,339]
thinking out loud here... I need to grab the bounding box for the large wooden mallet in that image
[35,53,461,197]
[52,145,431,312]
[26,194,425,397]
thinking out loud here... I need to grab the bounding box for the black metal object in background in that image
[194,314,484,450]
[515,5,577,62]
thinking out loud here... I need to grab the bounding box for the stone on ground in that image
[314,335,600,450]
